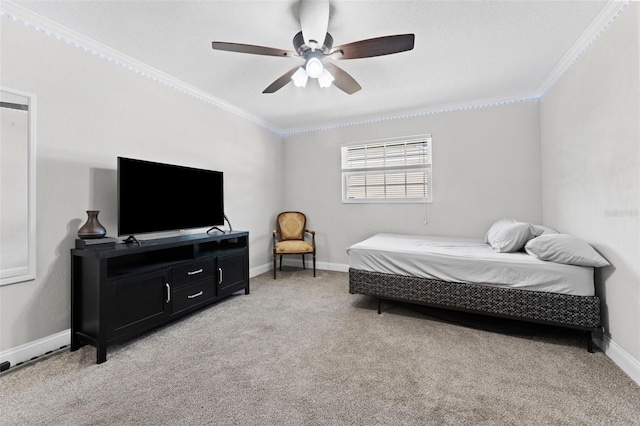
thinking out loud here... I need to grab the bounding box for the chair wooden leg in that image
[302,254,306,269]
[313,253,316,277]
[279,255,283,271]
[273,253,276,279]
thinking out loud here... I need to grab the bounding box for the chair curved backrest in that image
[277,211,306,241]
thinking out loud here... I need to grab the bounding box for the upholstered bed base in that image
[348,268,601,352]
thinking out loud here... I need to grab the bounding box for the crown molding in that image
[282,92,541,135]
[1,0,631,137]
[536,0,630,96]
[0,1,286,136]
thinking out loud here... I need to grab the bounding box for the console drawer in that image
[172,279,215,314]
[172,258,215,287]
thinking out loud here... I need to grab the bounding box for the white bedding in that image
[347,234,595,296]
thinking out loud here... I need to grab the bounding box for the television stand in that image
[70,231,249,364]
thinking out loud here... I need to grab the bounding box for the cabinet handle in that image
[187,268,203,276]
[166,283,171,303]
[188,291,203,299]
[218,267,223,285]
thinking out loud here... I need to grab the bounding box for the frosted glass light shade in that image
[305,57,324,78]
[318,69,335,88]
[291,67,308,87]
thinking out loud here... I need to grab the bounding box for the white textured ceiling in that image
[7,0,618,133]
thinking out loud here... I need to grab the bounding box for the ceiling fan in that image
[211,0,415,95]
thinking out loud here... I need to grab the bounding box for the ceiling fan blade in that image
[299,0,329,47]
[324,62,361,95]
[332,34,415,60]
[212,42,296,58]
[262,67,300,93]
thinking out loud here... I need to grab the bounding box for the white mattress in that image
[347,234,595,296]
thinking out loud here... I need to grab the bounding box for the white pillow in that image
[531,224,558,237]
[525,234,610,267]
[488,222,535,253]
[485,218,517,243]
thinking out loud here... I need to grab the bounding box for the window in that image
[341,135,432,203]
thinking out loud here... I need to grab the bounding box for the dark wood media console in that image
[70,231,249,364]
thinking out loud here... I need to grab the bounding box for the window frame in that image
[341,134,432,204]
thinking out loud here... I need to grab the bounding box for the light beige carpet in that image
[1,269,639,425]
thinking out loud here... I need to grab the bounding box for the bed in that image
[347,224,607,352]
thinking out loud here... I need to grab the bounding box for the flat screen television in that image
[118,157,224,237]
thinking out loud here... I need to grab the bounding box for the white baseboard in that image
[319,262,350,272]
[593,334,640,386]
[277,258,349,273]
[0,329,70,370]
[252,260,349,277]
[250,262,273,277]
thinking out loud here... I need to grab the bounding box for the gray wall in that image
[283,101,542,266]
[540,3,640,362]
[0,14,284,350]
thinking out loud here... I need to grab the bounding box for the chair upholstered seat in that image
[272,211,316,279]
[275,240,314,254]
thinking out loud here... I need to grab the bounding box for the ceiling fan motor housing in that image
[293,31,333,56]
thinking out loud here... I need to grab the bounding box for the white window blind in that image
[341,135,432,203]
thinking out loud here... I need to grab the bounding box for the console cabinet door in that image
[217,249,248,297]
[107,269,170,338]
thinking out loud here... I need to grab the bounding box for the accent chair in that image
[272,211,316,279]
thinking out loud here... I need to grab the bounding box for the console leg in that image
[587,331,594,353]
[96,346,107,364]
[70,337,81,352]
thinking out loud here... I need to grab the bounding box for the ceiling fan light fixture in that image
[305,57,324,79]
[318,69,335,88]
[211,0,415,95]
[291,67,308,87]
